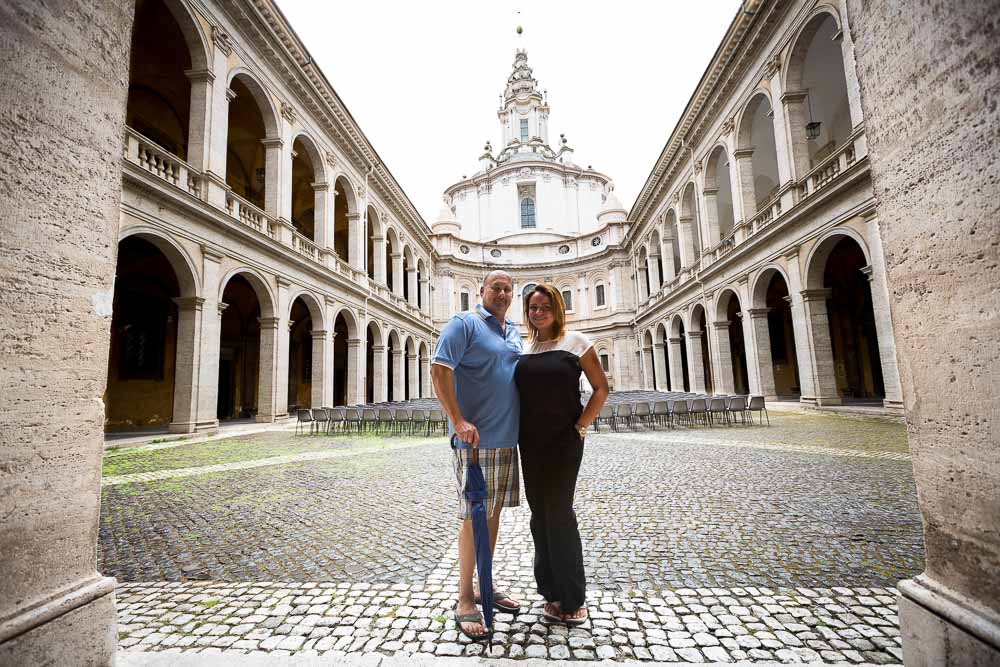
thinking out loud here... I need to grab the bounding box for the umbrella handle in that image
[450,434,479,466]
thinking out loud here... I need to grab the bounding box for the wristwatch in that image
[574,423,588,440]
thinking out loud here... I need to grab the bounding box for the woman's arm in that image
[576,347,610,433]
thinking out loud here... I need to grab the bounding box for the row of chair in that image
[592,393,769,432]
[295,404,448,437]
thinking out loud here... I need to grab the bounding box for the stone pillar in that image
[205,57,235,210]
[677,216,697,268]
[637,262,650,302]
[391,253,404,297]
[407,353,419,399]
[189,249,225,429]
[407,268,418,308]
[861,213,904,414]
[709,322,734,393]
[0,2,131,660]
[347,339,364,405]
[783,247,818,402]
[848,2,1000,663]
[256,317,279,421]
[184,68,214,173]
[661,233,677,282]
[262,137,284,221]
[273,279,291,419]
[420,354,432,398]
[668,337,686,391]
[747,308,777,399]
[312,182,329,249]
[391,350,405,402]
[687,330,707,393]
[371,345,387,402]
[737,283,762,396]
[348,213,364,270]
[638,344,650,389]
[652,343,668,392]
[734,149,757,220]
[702,188,721,248]
[799,289,841,406]
[372,236,386,284]
[419,277,430,314]
[647,254,662,294]
[323,298,336,406]
[310,330,328,408]
[169,297,207,433]
[780,91,811,182]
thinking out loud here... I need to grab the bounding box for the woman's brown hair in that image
[524,283,567,342]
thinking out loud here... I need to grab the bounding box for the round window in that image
[591,237,603,247]
[558,245,570,254]
[490,248,502,258]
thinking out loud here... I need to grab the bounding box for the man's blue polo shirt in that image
[432,303,522,450]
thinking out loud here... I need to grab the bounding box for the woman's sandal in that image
[562,607,588,627]
[454,608,491,641]
[542,601,563,624]
[475,590,522,613]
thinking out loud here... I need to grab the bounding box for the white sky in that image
[277,1,739,224]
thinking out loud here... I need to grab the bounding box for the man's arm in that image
[431,363,479,448]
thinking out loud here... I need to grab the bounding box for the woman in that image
[514,284,609,625]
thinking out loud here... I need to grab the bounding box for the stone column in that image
[652,342,668,392]
[783,247,818,402]
[348,213,365,270]
[419,277,430,314]
[189,249,224,430]
[311,182,329,249]
[687,330,707,393]
[799,289,841,406]
[677,216,697,268]
[702,188,721,248]
[310,330,328,408]
[184,68,213,173]
[747,308,776,399]
[205,53,235,210]
[169,297,205,433]
[848,3,1000,663]
[407,353,419,399]
[734,148,757,220]
[262,137,284,221]
[637,344,649,389]
[371,345,387,402]
[737,278,762,395]
[0,3,131,660]
[256,317,279,421]
[407,268,418,308]
[391,253,404,297]
[780,91,811,182]
[391,349,405,401]
[661,232,677,282]
[420,353,432,398]
[861,212,904,414]
[709,322,734,393]
[668,337,686,391]
[347,338,364,405]
[323,298,336,406]
[637,262,650,302]
[647,254,662,294]
[273,279,291,419]
[372,235,386,284]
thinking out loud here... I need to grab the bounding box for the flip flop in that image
[475,589,522,613]
[562,607,588,626]
[454,608,491,641]
[542,601,563,624]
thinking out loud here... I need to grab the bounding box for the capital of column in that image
[746,307,771,318]
[407,354,418,361]
[859,265,875,282]
[260,137,284,149]
[225,88,238,102]
[372,235,385,243]
[347,338,362,348]
[184,68,215,84]
[347,213,361,222]
[276,276,292,288]
[668,336,683,344]
[711,321,731,330]
[653,342,665,350]
[312,181,329,192]
[172,296,206,312]
[733,148,754,160]
[419,277,429,284]
[391,252,402,259]
[687,330,705,339]
[781,90,808,104]
[258,316,280,330]
[783,245,801,261]
[800,288,833,302]
[310,329,328,340]
[391,349,404,358]
[202,244,225,262]
[702,187,719,196]
[372,345,387,353]
[678,215,693,223]
[287,319,295,332]
[217,302,229,316]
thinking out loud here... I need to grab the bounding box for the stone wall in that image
[846,0,1000,664]
[0,0,133,663]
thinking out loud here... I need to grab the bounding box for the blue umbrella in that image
[458,437,494,640]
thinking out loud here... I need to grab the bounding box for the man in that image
[430,270,522,639]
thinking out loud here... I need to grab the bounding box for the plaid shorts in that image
[452,446,520,520]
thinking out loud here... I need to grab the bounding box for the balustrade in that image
[292,231,318,260]
[800,132,863,199]
[225,191,274,238]
[124,127,204,199]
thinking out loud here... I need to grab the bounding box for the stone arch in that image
[804,227,872,290]
[750,265,801,399]
[119,226,200,298]
[366,318,385,347]
[680,181,702,260]
[637,245,650,300]
[663,208,681,276]
[286,289,325,331]
[290,131,328,182]
[416,257,428,310]
[714,288,750,394]
[226,69,280,139]
[418,340,431,398]
[366,205,382,282]
[751,263,792,309]
[218,267,276,319]
[386,328,404,401]
[385,226,401,293]
[704,144,736,245]
[330,305,361,340]
[290,133,325,242]
[736,91,781,213]
[402,245,415,304]
[689,301,714,393]
[783,6,845,92]
[403,333,418,400]
[365,319,385,403]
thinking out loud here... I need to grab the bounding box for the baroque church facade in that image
[106,0,902,434]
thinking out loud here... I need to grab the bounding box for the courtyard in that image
[103,408,921,663]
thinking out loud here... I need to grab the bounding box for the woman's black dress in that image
[514,330,592,613]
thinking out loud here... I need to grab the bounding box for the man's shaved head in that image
[482,270,512,288]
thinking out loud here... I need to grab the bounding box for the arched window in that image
[599,351,610,373]
[520,198,536,228]
[460,290,470,312]
[595,283,606,308]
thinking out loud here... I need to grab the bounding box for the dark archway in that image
[333,313,349,406]
[726,295,751,394]
[765,273,800,397]
[218,276,262,420]
[287,298,314,410]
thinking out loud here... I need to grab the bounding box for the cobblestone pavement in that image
[104,409,919,662]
